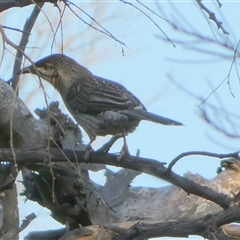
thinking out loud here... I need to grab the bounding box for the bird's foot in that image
[117,144,130,161]
[84,145,93,160]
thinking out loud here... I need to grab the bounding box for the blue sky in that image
[1,1,240,239]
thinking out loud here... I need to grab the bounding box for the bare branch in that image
[195,0,229,35]
[50,2,66,54]
[0,0,55,12]
[64,0,127,54]
[0,148,234,209]
[12,3,44,94]
[167,151,240,172]
[120,0,175,47]
[1,26,31,34]
[0,213,36,240]
[106,207,240,239]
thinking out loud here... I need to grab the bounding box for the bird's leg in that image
[117,130,130,161]
[84,136,95,160]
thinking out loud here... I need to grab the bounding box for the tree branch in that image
[0,148,234,209]
[11,2,44,93]
[0,0,56,12]
[108,207,240,239]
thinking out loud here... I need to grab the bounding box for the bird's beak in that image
[16,65,35,75]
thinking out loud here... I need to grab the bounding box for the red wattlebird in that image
[18,54,182,159]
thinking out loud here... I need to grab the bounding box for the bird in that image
[18,54,182,159]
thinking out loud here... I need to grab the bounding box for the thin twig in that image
[64,0,127,54]
[68,0,125,47]
[2,25,31,34]
[195,0,229,35]
[167,151,240,173]
[11,2,44,93]
[120,0,175,47]
[50,2,66,54]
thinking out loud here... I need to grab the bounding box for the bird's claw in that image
[117,145,130,161]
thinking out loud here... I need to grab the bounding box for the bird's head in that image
[18,54,92,91]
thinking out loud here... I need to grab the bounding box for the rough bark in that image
[0,185,18,240]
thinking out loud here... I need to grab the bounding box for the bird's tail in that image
[131,109,183,126]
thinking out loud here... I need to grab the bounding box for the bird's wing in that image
[66,76,145,114]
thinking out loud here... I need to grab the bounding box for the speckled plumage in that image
[19,54,182,158]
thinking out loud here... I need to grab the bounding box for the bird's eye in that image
[42,63,51,70]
